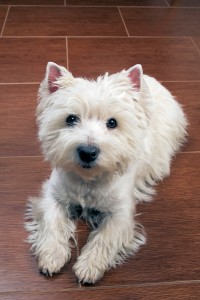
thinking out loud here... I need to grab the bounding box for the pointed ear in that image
[127,64,143,92]
[45,62,73,94]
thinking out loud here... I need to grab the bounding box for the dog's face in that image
[37,62,150,180]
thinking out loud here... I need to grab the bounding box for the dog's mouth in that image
[79,162,95,169]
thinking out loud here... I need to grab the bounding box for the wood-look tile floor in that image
[0,1,199,299]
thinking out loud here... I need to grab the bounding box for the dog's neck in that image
[64,169,115,188]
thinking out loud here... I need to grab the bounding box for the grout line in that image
[5,4,66,7]
[161,80,200,83]
[0,80,200,85]
[65,5,168,8]
[128,36,190,39]
[0,5,10,37]
[180,151,200,154]
[66,36,190,39]
[0,155,43,159]
[0,36,192,39]
[190,37,200,56]
[0,82,40,85]
[118,7,129,37]
[66,37,69,70]
[3,3,198,8]
[0,5,199,8]
[163,0,170,7]
[119,6,200,9]
[0,35,67,38]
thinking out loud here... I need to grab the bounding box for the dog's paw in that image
[73,257,105,284]
[38,249,71,277]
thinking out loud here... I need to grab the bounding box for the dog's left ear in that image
[127,64,143,92]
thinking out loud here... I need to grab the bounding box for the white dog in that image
[25,62,187,284]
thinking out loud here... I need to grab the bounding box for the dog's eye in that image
[106,118,117,129]
[66,115,80,126]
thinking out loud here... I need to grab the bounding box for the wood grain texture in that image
[68,38,200,80]
[0,2,199,299]
[0,38,66,83]
[0,84,40,156]
[3,7,127,37]
[167,0,200,7]
[1,284,200,299]
[120,7,200,36]
[0,197,78,292]
[163,82,200,152]
[0,157,78,292]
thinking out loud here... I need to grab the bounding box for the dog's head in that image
[37,62,151,180]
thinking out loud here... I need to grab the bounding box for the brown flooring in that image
[0,1,199,299]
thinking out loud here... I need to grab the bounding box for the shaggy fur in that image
[25,62,187,284]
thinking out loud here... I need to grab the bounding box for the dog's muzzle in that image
[77,144,100,168]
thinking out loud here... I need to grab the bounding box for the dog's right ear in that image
[37,62,74,119]
[45,62,74,94]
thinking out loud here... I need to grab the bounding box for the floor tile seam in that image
[0,80,200,85]
[163,0,169,7]
[161,80,200,83]
[0,82,40,85]
[1,35,67,38]
[0,155,43,159]
[0,5,200,8]
[0,35,196,39]
[0,5,10,36]
[118,6,129,37]
[1,5,67,8]
[119,6,200,9]
[0,5,170,8]
[190,37,200,56]
[0,152,199,159]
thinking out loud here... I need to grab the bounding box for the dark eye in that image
[66,114,80,126]
[106,118,117,129]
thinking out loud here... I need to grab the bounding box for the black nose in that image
[77,145,100,164]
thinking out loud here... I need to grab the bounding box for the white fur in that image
[25,62,187,283]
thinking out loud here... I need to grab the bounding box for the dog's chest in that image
[67,183,111,211]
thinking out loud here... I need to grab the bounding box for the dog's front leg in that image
[73,208,145,284]
[25,181,76,276]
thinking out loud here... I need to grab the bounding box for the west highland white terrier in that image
[25,62,187,284]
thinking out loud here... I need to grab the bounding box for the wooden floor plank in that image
[0,38,66,83]
[68,38,200,80]
[120,7,200,36]
[3,7,127,37]
[1,283,200,300]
